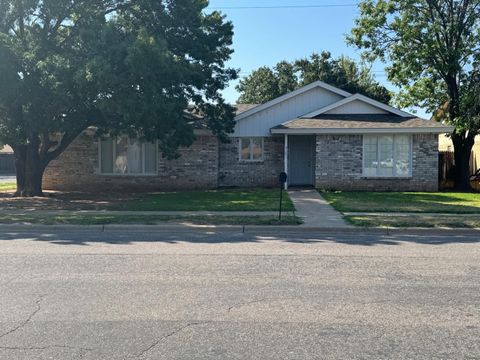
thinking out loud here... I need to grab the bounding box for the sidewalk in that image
[288,189,352,228]
[0,209,293,217]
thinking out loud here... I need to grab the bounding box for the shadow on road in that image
[0,229,479,247]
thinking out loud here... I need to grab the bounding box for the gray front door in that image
[288,136,315,186]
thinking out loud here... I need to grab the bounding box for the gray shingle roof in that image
[235,103,258,115]
[272,114,453,132]
[185,104,259,130]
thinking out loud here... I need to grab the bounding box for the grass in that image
[112,188,295,212]
[322,191,480,214]
[345,215,480,229]
[0,214,302,226]
[0,182,16,191]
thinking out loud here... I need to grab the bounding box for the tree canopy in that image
[0,0,237,196]
[349,0,480,190]
[236,52,391,104]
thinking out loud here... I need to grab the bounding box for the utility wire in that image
[209,4,358,10]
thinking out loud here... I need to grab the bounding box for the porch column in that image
[284,134,288,190]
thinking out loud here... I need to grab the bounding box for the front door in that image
[288,136,315,186]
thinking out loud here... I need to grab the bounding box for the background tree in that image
[236,67,280,104]
[236,51,391,104]
[0,0,237,197]
[349,0,480,191]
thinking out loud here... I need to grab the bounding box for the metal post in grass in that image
[278,172,288,221]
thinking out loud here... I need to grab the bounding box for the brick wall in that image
[314,134,439,191]
[43,131,440,192]
[218,136,284,187]
[43,130,219,192]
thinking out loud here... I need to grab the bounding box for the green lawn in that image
[0,182,16,191]
[113,189,294,212]
[0,214,302,226]
[345,215,480,228]
[322,191,480,214]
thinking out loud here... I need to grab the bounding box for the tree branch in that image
[44,131,79,165]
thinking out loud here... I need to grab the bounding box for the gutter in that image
[270,127,455,135]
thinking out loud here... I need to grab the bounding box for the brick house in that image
[43,81,453,192]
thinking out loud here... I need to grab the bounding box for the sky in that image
[206,0,430,118]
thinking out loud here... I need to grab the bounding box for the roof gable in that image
[235,80,351,121]
[301,94,412,118]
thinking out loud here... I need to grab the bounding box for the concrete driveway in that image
[0,229,479,359]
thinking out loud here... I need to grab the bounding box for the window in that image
[99,136,157,175]
[363,135,412,177]
[239,137,264,161]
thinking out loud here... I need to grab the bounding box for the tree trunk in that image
[13,145,46,197]
[451,133,475,192]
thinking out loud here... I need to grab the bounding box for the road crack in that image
[227,298,269,312]
[0,294,47,341]
[134,322,204,359]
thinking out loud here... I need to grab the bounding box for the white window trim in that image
[98,137,158,176]
[362,135,413,178]
[238,137,265,162]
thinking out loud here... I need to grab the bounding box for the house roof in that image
[271,114,455,135]
[235,103,258,115]
[184,104,259,131]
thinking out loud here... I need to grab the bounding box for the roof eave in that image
[270,127,455,135]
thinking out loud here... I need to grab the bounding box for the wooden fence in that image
[0,153,15,174]
[439,150,480,190]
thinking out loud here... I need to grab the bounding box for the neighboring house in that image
[43,81,453,192]
[439,134,480,172]
[0,146,15,175]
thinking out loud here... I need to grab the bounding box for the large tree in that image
[236,51,391,104]
[0,0,237,197]
[349,0,480,191]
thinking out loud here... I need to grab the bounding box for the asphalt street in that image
[0,176,15,184]
[0,229,479,359]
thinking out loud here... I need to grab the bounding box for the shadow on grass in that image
[111,189,294,212]
[0,229,479,247]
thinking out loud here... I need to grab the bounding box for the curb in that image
[0,223,480,236]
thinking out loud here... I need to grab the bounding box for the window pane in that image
[378,136,394,176]
[395,135,411,176]
[363,136,378,176]
[251,138,263,160]
[100,139,113,174]
[240,138,250,160]
[128,139,143,174]
[115,137,128,174]
[144,142,157,174]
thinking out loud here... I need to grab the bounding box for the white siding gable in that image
[302,93,412,118]
[324,99,389,115]
[233,87,344,137]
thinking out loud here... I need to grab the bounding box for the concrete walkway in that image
[288,189,352,228]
